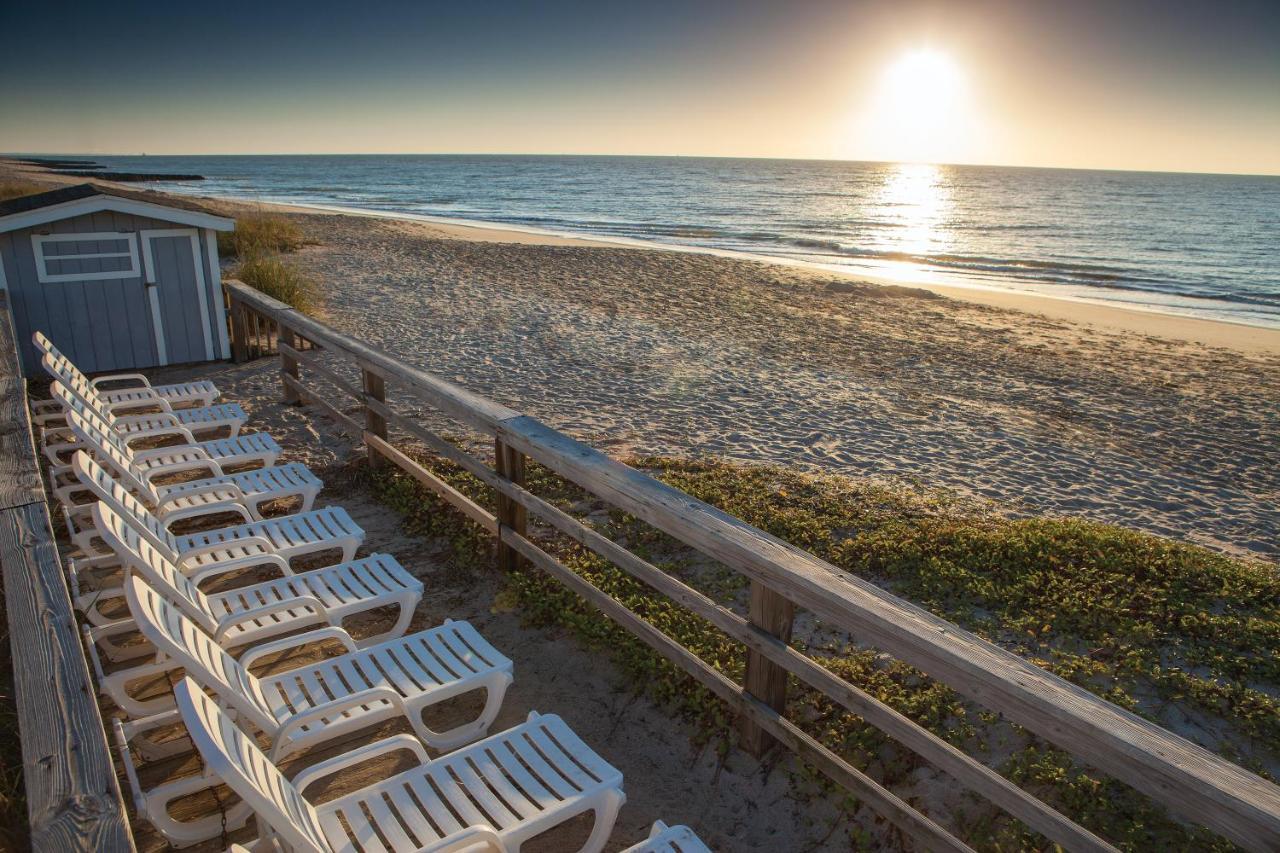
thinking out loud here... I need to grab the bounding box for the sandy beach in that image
[205,197,1279,562]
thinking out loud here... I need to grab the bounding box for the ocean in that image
[91,154,1280,328]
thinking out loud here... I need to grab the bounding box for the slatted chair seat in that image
[122,575,510,747]
[70,452,361,585]
[37,352,247,442]
[621,821,713,853]
[47,386,278,472]
[31,331,219,420]
[81,504,420,663]
[174,678,622,853]
[52,404,311,529]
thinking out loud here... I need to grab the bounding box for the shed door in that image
[140,229,214,365]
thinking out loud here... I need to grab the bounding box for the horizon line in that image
[4,151,1278,179]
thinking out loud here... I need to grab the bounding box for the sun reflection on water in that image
[874,162,952,262]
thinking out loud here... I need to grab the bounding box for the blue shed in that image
[0,184,235,376]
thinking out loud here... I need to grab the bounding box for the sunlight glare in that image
[849,48,981,165]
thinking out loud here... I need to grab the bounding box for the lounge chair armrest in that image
[270,685,408,760]
[120,423,198,446]
[92,373,152,390]
[155,480,247,503]
[132,443,212,463]
[177,535,276,567]
[159,497,255,526]
[435,826,510,853]
[292,732,428,795]
[140,458,224,485]
[213,595,325,644]
[239,625,358,670]
[112,412,183,429]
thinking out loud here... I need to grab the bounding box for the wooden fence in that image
[225,279,1280,853]
[0,293,134,850]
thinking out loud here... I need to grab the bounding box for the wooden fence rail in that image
[225,278,1280,853]
[0,293,134,850]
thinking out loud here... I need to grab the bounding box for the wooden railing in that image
[0,293,134,850]
[225,279,1280,853]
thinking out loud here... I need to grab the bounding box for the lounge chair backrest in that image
[91,503,216,633]
[56,390,148,493]
[70,451,178,554]
[125,576,278,735]
[42,353,118,424]
[174,676,329,853]
[34,333,92,388]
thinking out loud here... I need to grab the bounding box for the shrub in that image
[218,213,307,259]
[232,255,322,314]
[0,181,47,202]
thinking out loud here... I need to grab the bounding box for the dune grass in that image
[369,450,1276,851]
[217,213,308,259]
[232,254,322,315]
[0,181,47,202]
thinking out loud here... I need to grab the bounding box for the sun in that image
[849,48,980,165]
[882,49,966,116]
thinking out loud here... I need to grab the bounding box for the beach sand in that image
[205,199,1278,561]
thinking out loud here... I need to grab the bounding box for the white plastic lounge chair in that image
[49,405,317,528]
[621,821,712,853]
[69,452,362,584]
[172,677,622,853]
[39,353,247,442]
[80,503,421,662]
[30,330,219,421]
[119,575,511,746]
[45,384,277,472]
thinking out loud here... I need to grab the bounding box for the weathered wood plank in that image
[0,504,134,851]
[278,322,301,404]
[0,296,43,509]
[281,342,364,402]
[361,368,388,469]
[500,526,971,853]
[494,438,527,573]
[739,581,794,756]
[364,432,498,534]
[282,375,362,436]
[498,415,1280,852]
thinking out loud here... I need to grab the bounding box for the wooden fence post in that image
[279,322,301,404]
[740,581,796,756]
[230,299,249,363]
[494,437,528,572]
[362,367,387,468]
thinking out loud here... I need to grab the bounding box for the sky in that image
[2,0,1278,174]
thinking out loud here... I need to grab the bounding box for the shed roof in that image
[0,183,234,233]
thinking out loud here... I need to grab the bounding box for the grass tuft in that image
[232,255,322,314]
[217,213,307,259]
[0,181,48,202]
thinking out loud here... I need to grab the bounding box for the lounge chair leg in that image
[410,672,513,752]
[576,789,626,853]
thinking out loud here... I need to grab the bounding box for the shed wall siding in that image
[2,210,226,375]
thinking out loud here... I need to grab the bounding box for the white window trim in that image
[32,232,140,283]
